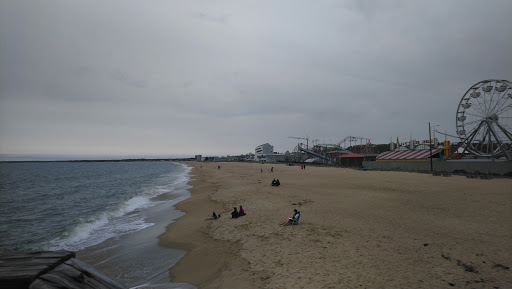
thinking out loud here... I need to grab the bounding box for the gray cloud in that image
[1,0,511,157]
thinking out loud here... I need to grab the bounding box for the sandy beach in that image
[159,162,512,289]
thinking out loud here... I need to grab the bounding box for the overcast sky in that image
[1,0,511,158]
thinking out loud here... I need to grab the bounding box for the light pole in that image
[429,122,433,171]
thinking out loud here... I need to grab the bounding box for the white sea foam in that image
[49,163,192,251]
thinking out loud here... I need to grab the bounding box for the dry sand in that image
[159,162,512,289]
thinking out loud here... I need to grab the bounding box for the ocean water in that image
[0,161,196,288]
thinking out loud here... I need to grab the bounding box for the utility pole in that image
[429,122,433,172]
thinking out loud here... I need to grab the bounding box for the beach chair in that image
[290,211,300,225]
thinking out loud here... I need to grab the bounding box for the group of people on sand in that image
[210,164,300,225]
[231,205,245,218]
[212,205,246,220]
[212,205,247,220]
[214,206,298,226]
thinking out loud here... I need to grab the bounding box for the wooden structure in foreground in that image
[0,251,126,289]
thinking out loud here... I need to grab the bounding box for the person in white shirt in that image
[280,209,300,226]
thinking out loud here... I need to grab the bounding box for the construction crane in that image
[288,136,309,149]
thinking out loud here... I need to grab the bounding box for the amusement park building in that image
[376,140,450,161]
[376,149,441,161]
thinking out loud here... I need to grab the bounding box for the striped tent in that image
[376,149,440,161]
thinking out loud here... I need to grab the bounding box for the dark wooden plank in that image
[0,251,75,289]
[30,263,88,289]
[0,259,61,273]
[0,251,75,260]
[0,267,47,277]
[29,258,126,289]
[0,258,61,264]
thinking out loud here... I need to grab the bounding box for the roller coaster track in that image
[297,144,332,161]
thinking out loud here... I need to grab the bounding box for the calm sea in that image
[0,161,196,288]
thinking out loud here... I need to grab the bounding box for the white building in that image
[256,143,273,155]
[254,143,294,162]
[255,143,274,161]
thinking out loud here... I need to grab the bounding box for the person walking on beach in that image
[271,166,273,173]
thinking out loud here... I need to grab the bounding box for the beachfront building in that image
[255,143,274,156]
[255,143,273,161]
[265,153,287,162]
[254,143,292,162]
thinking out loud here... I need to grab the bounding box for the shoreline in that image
[158,162,255,288]
[160,162,512,288]
[71,162,195,288]
[75,162,194,288]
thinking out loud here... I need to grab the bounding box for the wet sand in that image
[77,183,194,288]
[159,162,512,288]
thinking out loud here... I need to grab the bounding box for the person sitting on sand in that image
[212,212,218,219]
[280,209,299,226]
[275,179,280,186]
[239,205,245,216]
[231,207,239,219]
[271,178,276,186]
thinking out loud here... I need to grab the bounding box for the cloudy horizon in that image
[1,0,511,158]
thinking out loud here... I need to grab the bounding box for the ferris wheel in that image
[456,79,512,159]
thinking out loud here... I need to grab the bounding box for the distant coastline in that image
[0,153,195,162]
[0,158,195,163]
